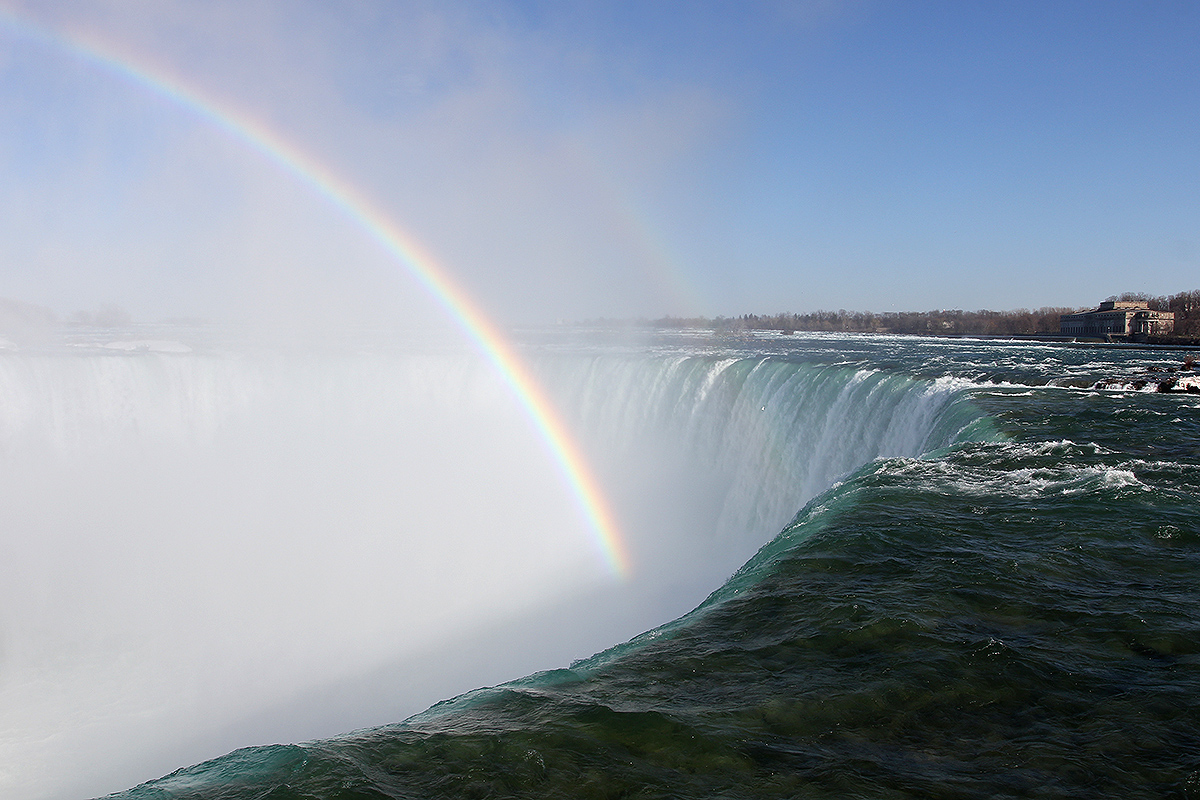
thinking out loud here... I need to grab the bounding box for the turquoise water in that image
[85,333,1200,798]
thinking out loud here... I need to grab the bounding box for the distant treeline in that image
[1134,290,1200,336]
[616,290,1200,338]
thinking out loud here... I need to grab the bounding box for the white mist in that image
[0,340,616,799]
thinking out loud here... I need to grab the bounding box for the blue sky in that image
[0,0,1196,324]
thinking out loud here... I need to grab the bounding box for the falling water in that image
[0,331,981,800]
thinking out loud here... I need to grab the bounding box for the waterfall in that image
[538,354,983,588]
[0,344,983,800]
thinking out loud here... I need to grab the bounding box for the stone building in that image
[1060,300,1175,337]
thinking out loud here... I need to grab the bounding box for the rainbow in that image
[0,9,631,578]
